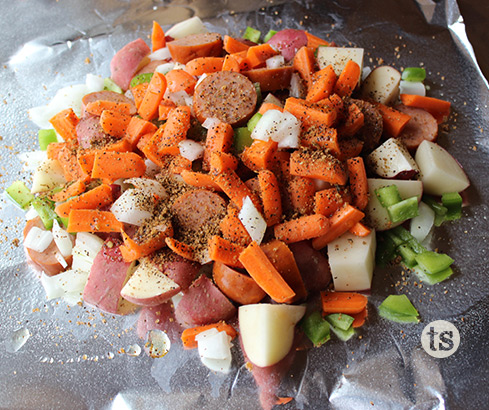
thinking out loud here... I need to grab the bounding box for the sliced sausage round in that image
[193,71,257,126]
[395,104,438,151]
[81,90,137,116]
[23,217,72,276]
[242,66,294,91]
[76,115,108,148]
[350,98,383,153]
[171,189,226,232]
[167,32,223,64]
[110,38,151,90]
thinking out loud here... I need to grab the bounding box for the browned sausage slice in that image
[81,90,137,116]
[395,104,438,150]
[23,217,72,276]
[171,189,226,232]
[193,71,257,125]
[167,32,223,64]
[241,66,294,91]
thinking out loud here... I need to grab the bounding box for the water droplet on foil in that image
[145,329,171,358]
[5,327,30,353]
[126,344,141,357]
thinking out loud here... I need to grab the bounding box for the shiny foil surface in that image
[0,1,488,409]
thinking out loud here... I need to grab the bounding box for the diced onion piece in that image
[124,178,167,199]
[238,196,267,245]
[399,80,426,96]
[266,55,285,69]
[196,328,233,373]
[195,73,208,88]
[40,273,65,300]
[52,219,73,257]
[57,269,90,294]
[171,292,184,309]
[31,158,66,194]
[71,232,104,273]
[179,140,204,161]
[55,252,68,268]
[40,269,89,301]
[24,226,53,252]
[289,72,303,98]
[18,150,48,172]
[410,201,435,242]
[85,74,105,93]
[145,159,161,177]
[251,109,300,149]
[155,62,175,75]
[110,189,154,226]
[202,117,220,129]
[165,16,208,40]
[167,90,190,106]
[361,66,372,82]
[25,207,39,221]
[262,93,283,108]
[149,47,171,61]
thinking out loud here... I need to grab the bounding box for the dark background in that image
[458,0,489,80]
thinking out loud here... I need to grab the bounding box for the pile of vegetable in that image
[5,15,470,409]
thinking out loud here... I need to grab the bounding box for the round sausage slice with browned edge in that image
[81,91,137,116]
[171,189,226,232]
[193,71,257,126]
[167,32,223,64]
[395,104,438,151]
[350,98,383,153]
[23,217,72,276]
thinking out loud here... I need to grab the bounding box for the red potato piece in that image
[82,239,136,314]
[81,91,137,117]
[110,38,151,90]
[193,71,257,126]
[175,274,237,326]
[150,250,200,289]
[76,115,107,148]
[266,29,308,62]
[136,301,183,343]
[23,217,72,276]
[171,189,227,232]
[395,104,438,151]
[288,240,331,293]
[167,32,223,64]
[242,66,294,92]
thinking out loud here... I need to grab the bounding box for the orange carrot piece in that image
[240,139,278,172]
[293,46,316,88]
[49,108,79,142]
[219,206,252,246]
[305,32,330,48]
[258,170,282,227]
[321,291,368,315]
[181,321,237,349]
[185,57,225,76]
[290,148,348,185]
[91,151,146,184]
[349,221,372,237]
[165,69,197,94]
[99,109,131,138]
[77,139,133,177]
[276,397,294,406]
[346,157,368,210]
[55,183,113,218]
[138,72,167,121]
[157,105,192,156]
[337,137,364,161]
[284,97,338,128]
[274,214,331,244]
[301,125,340,156]
[124,116,158,147]
[208,235,245,269]
[261,239,307,302]
[258,102,283,115]
[203,122,234,171]
[223,35,250,54]
[238,241,296,304]
[85,100,132,116]
[169,155,192,175]
[151,21,166,52]
[246,43,279,69]
[120,224,173,263]
[333,60,361,97]
[158,98,177,121]
[140,125,167,166]
[180,170,223,191]
[67,209,123,233]
[374,102,411,137]
[287,175,316,215]
[165,237,196,261]
[221,54,241,73]
[314,187,348,216]
[213,170,262,211]
[306,64,337,103]
[136,131,154,152]
[312,204,365,250]
[51,180,86,203]
[399,93,451,123]
[46,142,67,160]
[131,82,149,110]
[351,307,368,328]
[57,145,87,182]
[339,102,364,137]
[209,151,239,174]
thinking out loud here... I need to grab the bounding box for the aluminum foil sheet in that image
[0,0,488,409]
